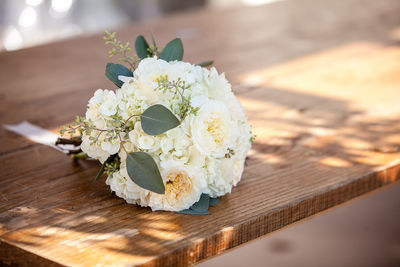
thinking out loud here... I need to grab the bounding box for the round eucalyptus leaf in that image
[135,35,150,59]
[126,152,165,194]
[160,38,184,62]
[105,63,133,87]
[190,194,210,212]
[141,104,180,136]
[197,60,214,67]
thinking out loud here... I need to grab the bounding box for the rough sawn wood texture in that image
[1,0,400,266]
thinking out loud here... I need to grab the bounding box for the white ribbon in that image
[3,121,77,153]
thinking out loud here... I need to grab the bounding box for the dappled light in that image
[1,0,400,264]
[238,42,400,174]
[2,40,400,265]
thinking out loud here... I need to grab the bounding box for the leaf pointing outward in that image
[126,152,165,194]
[190,194,210,212]
[105,63,133,87]
[197,60,214,67]
[178,194,211,215]
[141,104,180,136]
[135,35,151,59]
[209,197,220,207]
[178,209,210,215]
[160,38,184,62]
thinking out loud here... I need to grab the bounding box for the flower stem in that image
[56,136,82,146]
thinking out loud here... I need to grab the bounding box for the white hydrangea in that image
[81,58,252,211]
[80,132,112,163]
[128,121,160,152]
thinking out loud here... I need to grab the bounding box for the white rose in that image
[190,98,236,158]
[205,123,252,197]
[132,57,172,103]
[132,58,201,105]
[204,67,247,122]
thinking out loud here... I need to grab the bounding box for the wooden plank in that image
[1,0,400,266]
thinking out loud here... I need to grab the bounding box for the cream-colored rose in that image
[190,98,236,158]
[202,67,247,122]
[147,166,206,211]
[131,57,203,105]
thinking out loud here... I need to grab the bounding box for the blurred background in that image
[0,0,277,51]
[1,1,399,266]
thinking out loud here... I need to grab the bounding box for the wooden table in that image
[1,0,400,266]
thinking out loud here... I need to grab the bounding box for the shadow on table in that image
[1,0,400,263]
[2,71,400,265]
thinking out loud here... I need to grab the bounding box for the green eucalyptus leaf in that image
[209,197,220,207]
[135,35,150,59]
[105,63,133,87]
[177,194,211,215]
[178,209,210,215]
[141,104,180,136]
[160,38,183,62]
[190,194,210,212]
[126,152,165,194]
[197,60,214,67]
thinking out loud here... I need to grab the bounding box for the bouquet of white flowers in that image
[59,32,252,214]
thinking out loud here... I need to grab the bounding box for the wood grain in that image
[1,0,400,266]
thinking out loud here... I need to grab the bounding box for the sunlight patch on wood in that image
[239,42,400,116]
[3,226,151,266]
[141,228,183,241]
[320,157,352,167]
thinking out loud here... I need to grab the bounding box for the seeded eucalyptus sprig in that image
[155,75,199,120]
[104,30,139,70]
